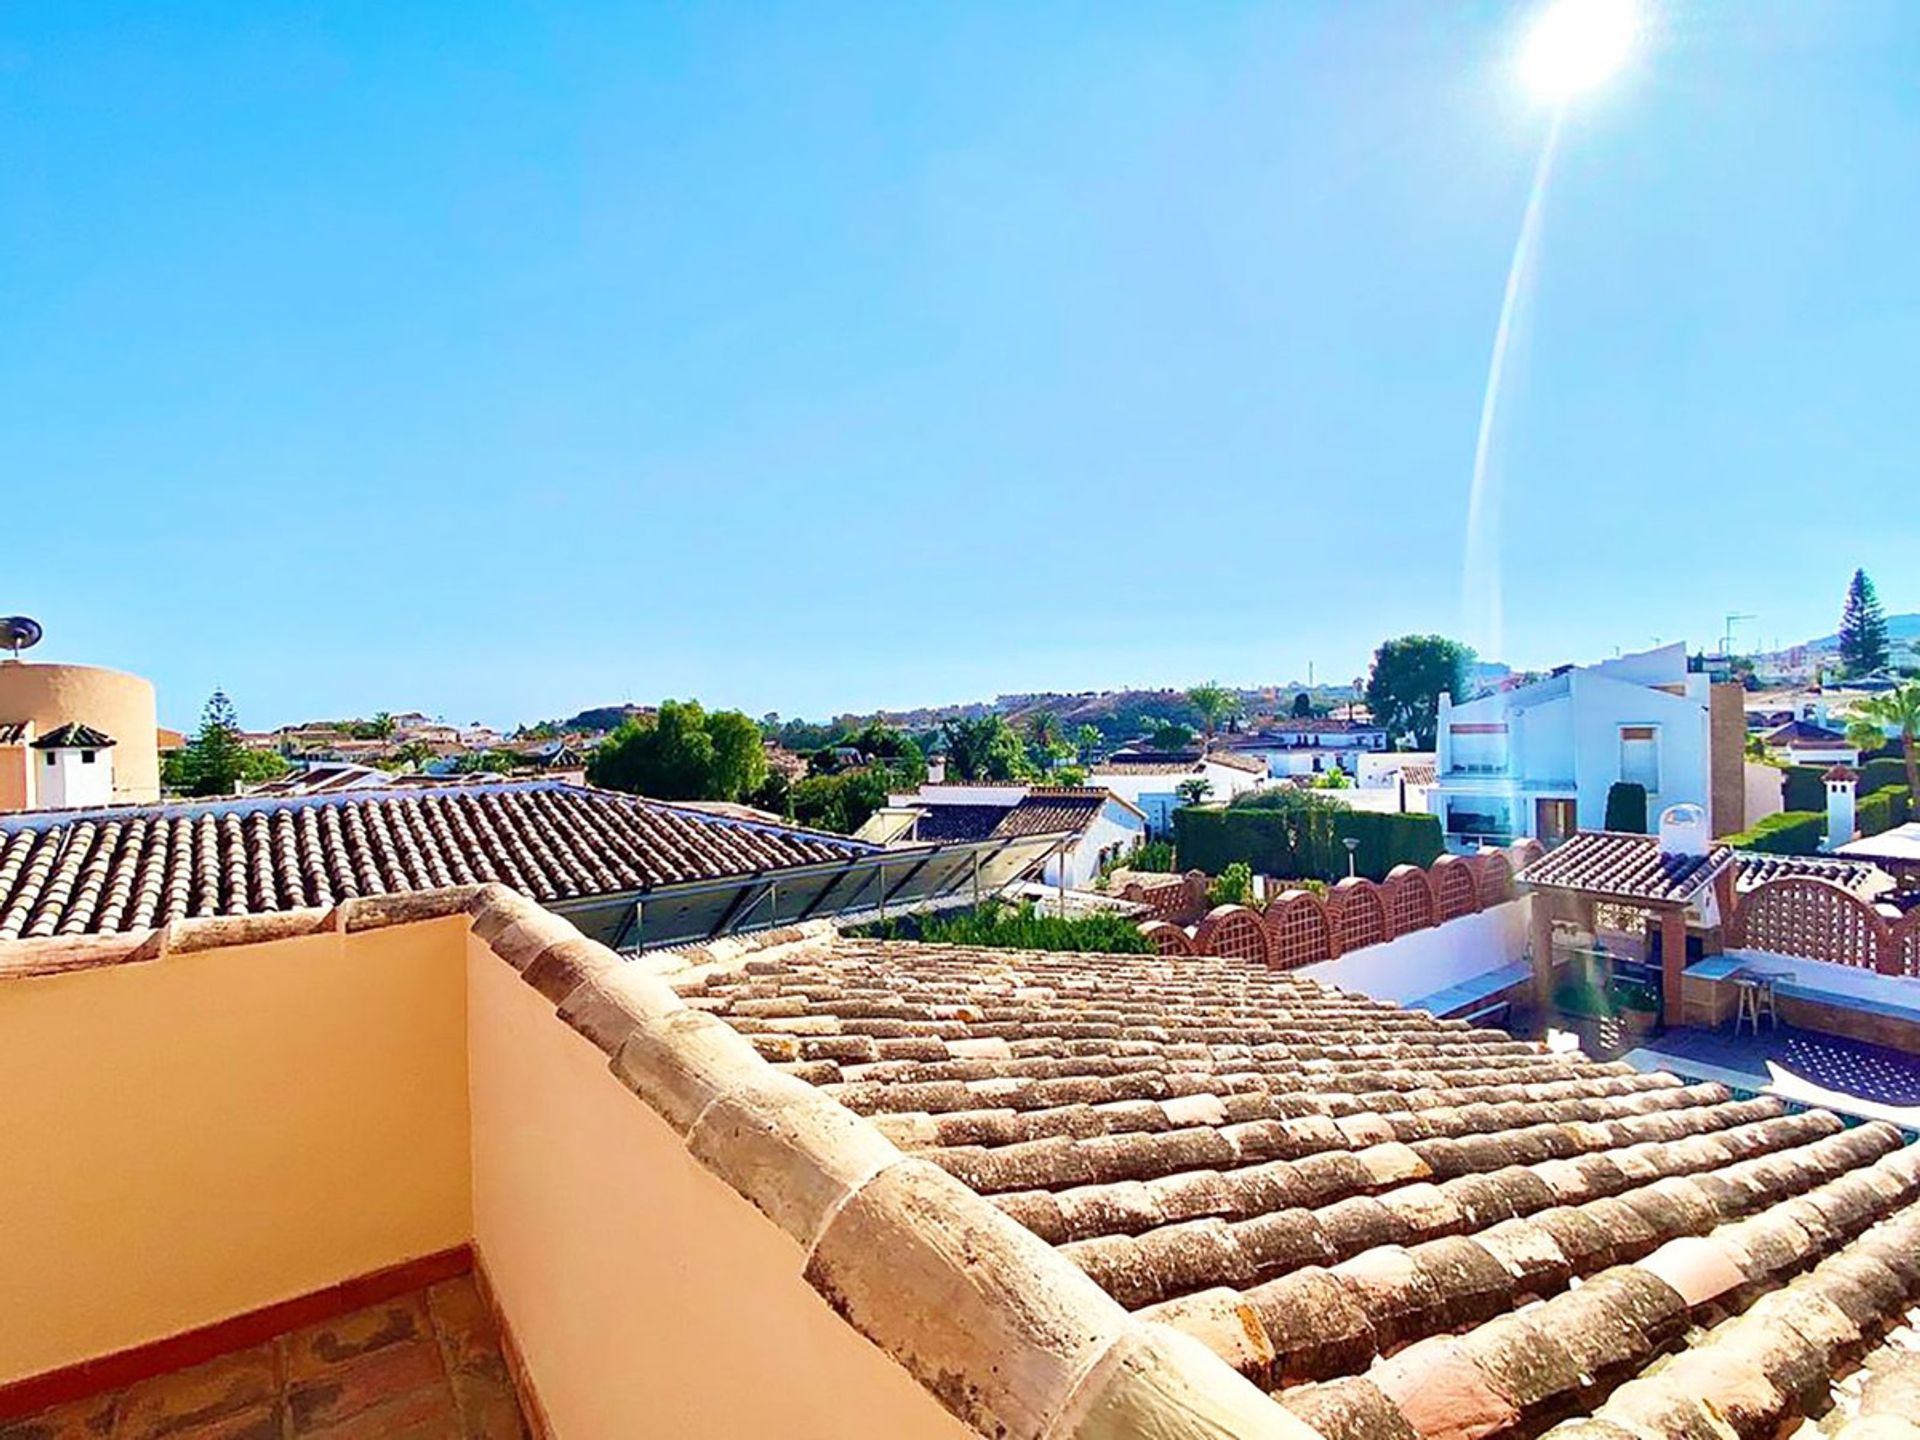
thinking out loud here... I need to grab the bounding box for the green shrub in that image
[1101,840,1175,877]
[1857,786,1912,838]
[1174,801,1442,881]
[1723,810,1826,855]
[1604,782,1648,834]
[1207,862,1253,907]
[1782,757,1909,811]
[860,900,1151,954]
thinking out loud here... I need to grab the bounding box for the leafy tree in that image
[587,699,768,802]
[1187,683,1239,749]
[1312,764,1352,790]
[451,749,519,775]
[707,708,770,802]
[790,768,891,834]
[1174,777,1214,807]
[1049,765,1087,787]
[1291,691,1313,718]
[1025,710,1073,771]
[1847,681,1920,801]
[1147,721,1195,751]
[1838,569,1891,677]
[1365,635,1474,750]
[942,715,1033,782]
[171,690,252,797]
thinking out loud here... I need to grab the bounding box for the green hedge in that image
[1781,757,1909,811]
[1858,786,1912,838]
[1722,810,1826,855]
[1604,782,1648,834]
[1174,805,1442,882]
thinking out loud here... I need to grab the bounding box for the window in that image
[1620,725,1660,792]
[1449,723,1508,773]
[45,753,55,767]
[81,750,96,764]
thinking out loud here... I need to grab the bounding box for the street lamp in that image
[1343,837,1361,879]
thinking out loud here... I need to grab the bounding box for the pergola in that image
[1517,831,1737,1025]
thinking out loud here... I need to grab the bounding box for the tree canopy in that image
[1365,635,1474,750]
[1838,569,1890,677]
[942,715,1034,782]
[587,699,768,802]
[1186,683,1240,747]
[1291,691,1314,718]
[1847,681,1920,800]
[163,690,288,796]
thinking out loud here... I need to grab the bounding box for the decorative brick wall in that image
[1728,875,1917,976]
[1149,842,1535,971]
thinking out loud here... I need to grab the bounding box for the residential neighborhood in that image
[6,3,1920,1440]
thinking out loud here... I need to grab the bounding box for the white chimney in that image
[1657,802,1710,858]
[31,723,116,810]
[927,756,946,784]
[1822,766,1857,850]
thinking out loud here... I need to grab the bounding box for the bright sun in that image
[1519,0,1642,102]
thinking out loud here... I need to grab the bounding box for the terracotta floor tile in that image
[0,1392,117,1440]
[424,1279,502,1374]
[284,1295,431,1381]
[114,1346,279,1440]
[291,1384,460,1440]
[448,1365,528,1440]
[287,1341,445,1433]
[7,1281,524,1440]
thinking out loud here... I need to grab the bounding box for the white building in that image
[1223,719,1390,780]
[887,783,1148,890]
[1086,751,1266,836]
[30,722,117,810]
[1429,643,1735,849]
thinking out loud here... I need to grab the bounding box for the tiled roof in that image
[1400,762,1438,787]
[1100,751,1203,768]
[912,804,1016,843]
[0,781,873,940]
[675,934,1920,1439]
[0,721,29,745]
[1518,831,1732,903]
[1240,718,1387,736]
[1767,719,1848,745]
[31,722,115,750]
[911,790,1123,844]
[1734,851,1892,897]
[990,790,1108,839]
[1203,750,1268,775]
[1090,761,1202,778]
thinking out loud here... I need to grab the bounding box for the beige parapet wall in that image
[0,911,472,1384]
[1,888,1322,1440]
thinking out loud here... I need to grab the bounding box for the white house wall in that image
[1298,900,1530,1007]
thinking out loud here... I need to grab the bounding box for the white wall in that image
[37,746,115,810]
[1042,801,1147,889]
[1298,899,1530,1007]
[1744,762,1785,826]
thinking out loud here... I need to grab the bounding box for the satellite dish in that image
[0,616,44,659]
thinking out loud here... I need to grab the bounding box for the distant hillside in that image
[1804,614,1920,652]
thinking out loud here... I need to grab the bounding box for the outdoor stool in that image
[1731,968,1786,1036]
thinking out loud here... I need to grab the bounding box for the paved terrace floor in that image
[1540,1012,1920,1118]
[0,1276,527,1440]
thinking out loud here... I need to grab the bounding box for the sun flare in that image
[1519,0,1642,102]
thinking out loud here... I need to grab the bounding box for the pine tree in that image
[1837,569,1890,677]
[185,689,248,797]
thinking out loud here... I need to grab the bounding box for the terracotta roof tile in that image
[673,933,1920,1440]
[0,781,874,938]
[1518,832,1733,903]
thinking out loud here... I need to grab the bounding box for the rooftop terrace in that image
[6,885,1920,1440]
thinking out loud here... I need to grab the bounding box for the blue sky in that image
[3,2,1915,731]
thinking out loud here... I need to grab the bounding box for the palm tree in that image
[1187,683,1240,751]
[1073,724,1103,764]
[1846,681,1920,799]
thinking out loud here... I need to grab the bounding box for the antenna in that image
[0,616,43,660]
[1722,612,1756,657]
